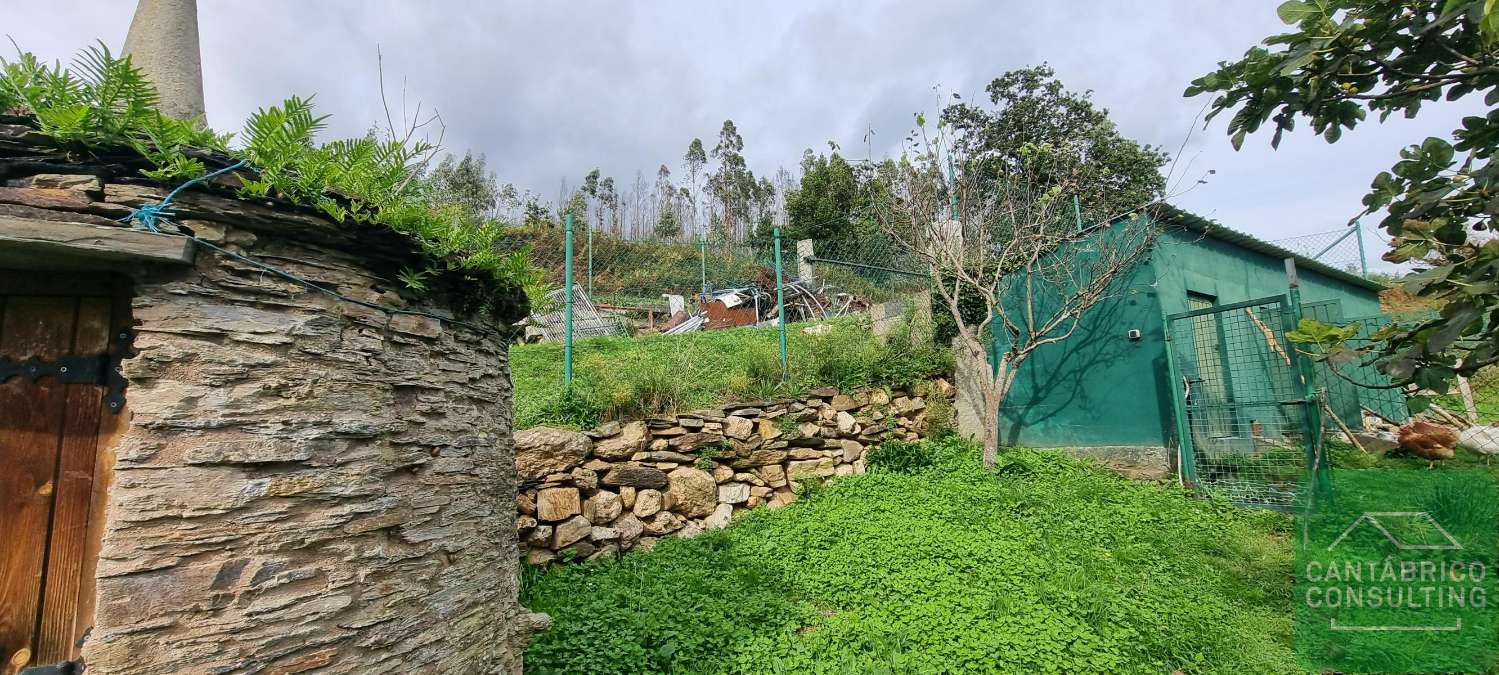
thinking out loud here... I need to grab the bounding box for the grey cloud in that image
[7,1,1479,270]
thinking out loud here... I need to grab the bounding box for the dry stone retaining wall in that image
[515,382,953,563]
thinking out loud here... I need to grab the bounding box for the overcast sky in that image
[10,1,1486,271]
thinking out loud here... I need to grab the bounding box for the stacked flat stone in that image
[514,383,948,565]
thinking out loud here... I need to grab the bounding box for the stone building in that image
[0,124,544,672]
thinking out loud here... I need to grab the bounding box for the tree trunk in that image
[957,330,1006,468]
[981,381,1002,468]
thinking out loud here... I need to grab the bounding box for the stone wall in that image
[515,381,952,563]
[0,158,543,672]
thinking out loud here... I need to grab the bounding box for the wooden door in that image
[0,274,125,674]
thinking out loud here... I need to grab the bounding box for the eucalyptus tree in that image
[581,168,601,232]
[427,152,500,220]
[684,138,707,234]
[600,175,618,237]
[710,119,753,239]
[654,163,680,238]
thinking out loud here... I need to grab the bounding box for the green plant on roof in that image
[0,41,545,324]
[0,42,230,182]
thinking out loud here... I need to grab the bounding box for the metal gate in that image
[1164,294,1321,509]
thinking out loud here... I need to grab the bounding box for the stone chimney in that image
[122,0,206,122]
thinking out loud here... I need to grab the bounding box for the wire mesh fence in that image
[1444,368,1499,426]
[513,227,774,317]
[1168,296,1310,508]
[505,216,942,396]
[1427,357,1499,454]
[529,284,630,340]
[509,221,936,340]
[1297,308,1499,457]
[804,235,930,305]
[1266,224,1373,279]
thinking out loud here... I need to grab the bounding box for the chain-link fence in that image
[1444,368,1499,425]
[509,221,936,340]
[509,225,773,325]
[508,218,937,392]
[1266,224,1374,279]
[804,235,929,305]
[1306,309,1499,457]
[1428,357,1499,455]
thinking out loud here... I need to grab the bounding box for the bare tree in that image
[877,122,1162,468]
[631,169,649,239]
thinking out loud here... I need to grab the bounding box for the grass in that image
[1331,439,1499,480]
[512,315,950,429]
[1429,366,1499,425]
[521,438,1297,674]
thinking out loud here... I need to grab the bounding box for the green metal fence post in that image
[1162,316,1198,487]
[564,213,575,389]
[699,233,708,302]
[1354,219,1368,277]
[1284,259,1329,495]
[773,227,789,381]
[1072,194,1083,232]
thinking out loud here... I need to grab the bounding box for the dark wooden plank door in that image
[0,290,114,674]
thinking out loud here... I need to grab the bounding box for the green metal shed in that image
[996,205,1402,497]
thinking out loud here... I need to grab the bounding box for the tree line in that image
[426,65,1164,265]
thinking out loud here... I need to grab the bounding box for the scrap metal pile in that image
[522,267,873,341]
[662,269,860,335]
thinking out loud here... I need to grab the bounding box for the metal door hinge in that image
[0,329,133,413]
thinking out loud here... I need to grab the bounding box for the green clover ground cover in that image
[521,439,1297,674]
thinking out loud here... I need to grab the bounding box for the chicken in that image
[1398,420,1458,462]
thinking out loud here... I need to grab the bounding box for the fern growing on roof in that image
[0,41,542,324]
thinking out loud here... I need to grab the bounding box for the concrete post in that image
[123,0,206,123]
[954,340,987,442]
[796,239,814,285]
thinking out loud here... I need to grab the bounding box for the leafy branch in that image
[1189,0,1499,393]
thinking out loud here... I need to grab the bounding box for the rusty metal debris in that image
[524,268,879,340]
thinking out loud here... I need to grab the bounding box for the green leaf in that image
[1277,0,1320,23]
[1420,137,1455,166]
[1279,47,1317,75]
[1428,303,1482,352]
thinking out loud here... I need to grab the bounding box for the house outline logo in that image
[1327,511,1463,551]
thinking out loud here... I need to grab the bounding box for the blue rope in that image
[122,159,247,232]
